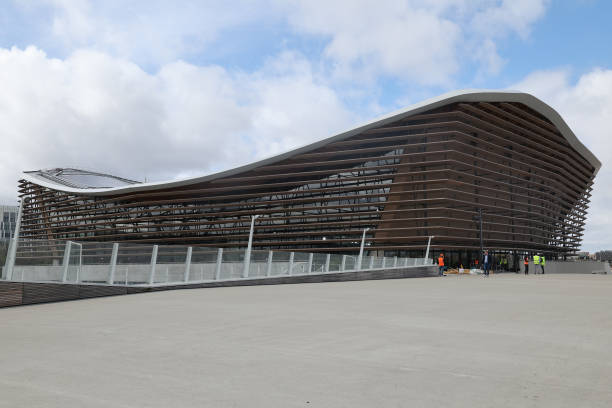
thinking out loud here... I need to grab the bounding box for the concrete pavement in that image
[0,273,611,407]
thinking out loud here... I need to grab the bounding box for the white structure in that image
[0,205,18,241]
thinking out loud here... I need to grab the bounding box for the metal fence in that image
[1,239,432,286]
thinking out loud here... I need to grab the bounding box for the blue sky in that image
[0,0,610,251]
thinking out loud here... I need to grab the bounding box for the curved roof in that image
[22,89,601,196]
[24,168,139,189]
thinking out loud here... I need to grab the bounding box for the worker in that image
[523,255,529,275]
[499,256,507,272]
[533,254,541,274]
[438,253,445,276]
[541,255,546,274]
[482,250,491,277]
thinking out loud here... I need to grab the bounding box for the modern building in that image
[0,205,18,241]
[15,90,601,266]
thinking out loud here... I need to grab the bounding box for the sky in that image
[0,0,610,251]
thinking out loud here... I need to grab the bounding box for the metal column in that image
[3,201,22,280]
[215,248,223,280]
[266,251,273,277]
[288,252,294,275]
[149,245,158,285]
[184,247,192,282]
[307,253,313,274]
[108,242,119,284]
[61,241,73,283]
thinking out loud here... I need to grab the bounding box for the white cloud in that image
[282,0,461,85]
[34,0,272,66]
[16,0,550,84]
[0,46,355,203]
[512,68,612,251]
[281,0,550,84]
[470,0,549,40]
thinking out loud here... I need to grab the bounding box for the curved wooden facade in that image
[17,91,600,259]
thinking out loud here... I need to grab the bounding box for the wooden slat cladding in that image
[0,282,23,307]
[18,102,595,255]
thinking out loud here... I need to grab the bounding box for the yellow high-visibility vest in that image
[533,255,540,265]
[541,256,546,266]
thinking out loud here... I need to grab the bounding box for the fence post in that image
[149,245,158,285]
[307,253,313,274]
[413,258,418,266]
[341,255,346,271]
[368,256,374,270]
[108,242,119,284]
[266,251,273,277]
[393,256,398,267]
[184,247,192,282]
[288,252,294,275]
[325,254,331,272]
[62,241,73,283]
[215,248,223,280]
[382,257,386,269]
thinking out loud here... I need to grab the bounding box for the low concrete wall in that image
[0,282,128,307]
[152,266,438,290]
[0,265,437,307]
[520,260,609,274]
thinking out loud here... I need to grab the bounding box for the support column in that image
[184,247,192,282]
[4,201,23,281]
[148,245,158,285]
[368,256,374,270]
[356,228,369,270]
[307,253,313,274]
[215,248,223,280]
[108,242,119,284]
[62,241,73,283]
[266,251,273,277]
[325,254,331,272]
[341,255,346,271]
[243,215,260,278]
[424,235,433,263]
[288,252,294,275]
[393,256,398,267]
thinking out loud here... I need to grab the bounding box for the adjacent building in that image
[15,90,601,266]
[0,205,18,241]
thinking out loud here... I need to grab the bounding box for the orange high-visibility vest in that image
[438,256,444,266]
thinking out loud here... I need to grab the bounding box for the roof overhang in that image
[22,89,601,196]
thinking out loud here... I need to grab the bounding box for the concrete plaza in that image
[0,274,611,407]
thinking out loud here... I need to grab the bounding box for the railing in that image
[1,239,433,286]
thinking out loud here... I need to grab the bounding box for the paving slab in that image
[0,274,611,407]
